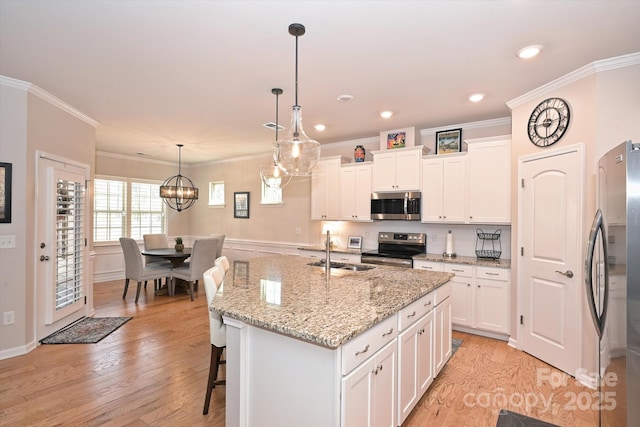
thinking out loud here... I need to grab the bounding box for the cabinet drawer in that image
[476,266,509,281]
[413,261,442,271]
[342,315,397,375]
[433,281,452,306]
[333,253,361,264]
[398,292,435,331]
[444,263,473,278]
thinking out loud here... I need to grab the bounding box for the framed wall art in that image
[234,191,250,218]
[379,127,415,150]
[0,162,12,223]
[435,128,462,154]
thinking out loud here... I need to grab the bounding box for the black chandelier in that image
[159,144,198,212]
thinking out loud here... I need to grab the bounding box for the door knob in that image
[555,270,574,278]
[40,255,50,261]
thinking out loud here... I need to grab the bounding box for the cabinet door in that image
[476,279,509,334]
[394,149,421,191]
[340,167,357,220]
[372,341,397,427]
[451,280,474,327]
[342,356,374,427]
[421,158,444,222]
[434,297,452,375]
[354,165,372,220]
[442,156,467,222]
[311,161,329,220]
[416,312,435,396]
[372,152,397,191]
[325,159,343,219]
[467,138,511,223]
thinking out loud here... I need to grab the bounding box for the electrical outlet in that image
[0,235,16,249]
[295,227,302,235]
[432,234,439,242]
[3,311,15,325]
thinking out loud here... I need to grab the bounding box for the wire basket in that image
[475,229,502,259]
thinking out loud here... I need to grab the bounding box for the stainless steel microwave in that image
[370,192,421,220]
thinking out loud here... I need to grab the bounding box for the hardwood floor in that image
[0,280,596,426]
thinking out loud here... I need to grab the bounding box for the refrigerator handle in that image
[584,209,609,339]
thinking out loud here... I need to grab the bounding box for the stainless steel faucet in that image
[325,230,331,278]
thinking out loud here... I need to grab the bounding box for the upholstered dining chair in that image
[119,237,173,303]
[143,233,171,290]
[171,238,219,301]
[202,264,226,415]
[209,233,226,258]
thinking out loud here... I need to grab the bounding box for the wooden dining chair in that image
[119,237,173,303]
[142,233,171,290]
[202,264,226,415]
[171,238,219,300]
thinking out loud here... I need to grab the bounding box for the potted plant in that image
[174,237,184,252]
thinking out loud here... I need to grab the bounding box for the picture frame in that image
[0,162,12,224]
[435,128,462,154]
[347,236,362,249]
[234,191,250,218]
[379,127,415,150]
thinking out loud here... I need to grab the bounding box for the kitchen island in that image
[210,255,453,427]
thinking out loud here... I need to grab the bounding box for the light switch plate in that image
[0,235,16,249]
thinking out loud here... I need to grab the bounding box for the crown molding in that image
[96,150,178,167]
[420,117,511,135]
[0,75,99,128]
[507,52,640,109]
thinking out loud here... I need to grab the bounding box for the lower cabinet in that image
[342,340,397,427]
[434,296,452,375]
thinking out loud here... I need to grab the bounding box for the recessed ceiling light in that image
[380,111,393,119]
[469,93,485,103]
[314,124,326,131]
[337,94,354,103]
[516,44,543,59]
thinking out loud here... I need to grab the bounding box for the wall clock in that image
[527,97,571,147]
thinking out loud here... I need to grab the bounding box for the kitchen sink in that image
[307,261,376,272]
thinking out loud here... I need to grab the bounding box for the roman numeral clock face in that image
[527,97,571,147]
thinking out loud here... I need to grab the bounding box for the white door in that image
[518,145,583,375]
[36,156,88,340]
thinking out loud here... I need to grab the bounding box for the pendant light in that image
[274,23,321,176]
[260,88,292,189]
[159,144,199,212]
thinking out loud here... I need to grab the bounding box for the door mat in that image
[40,317,132,344]
[496,409,559,427]
[452,337,463,355]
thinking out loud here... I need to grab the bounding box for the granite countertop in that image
[210,255,453,349]
[413,253,511,269]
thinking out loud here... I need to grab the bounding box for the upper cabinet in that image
[340,163,373,222]
[371,146,424,192]
[311,156,348,220]
[421,154,467,223]
[466,136,512,224]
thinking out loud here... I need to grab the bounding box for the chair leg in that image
[144,280,148,289]
[123,278,130,299]
[188,281,195,301]
[135,281,143,303]
[203,344,225,415]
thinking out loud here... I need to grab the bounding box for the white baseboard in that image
[0,340,37,360]
[453,324,510,341]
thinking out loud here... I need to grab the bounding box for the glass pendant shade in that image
[274,105,321,176]
[160,144,199,212]
[260,162,292,189]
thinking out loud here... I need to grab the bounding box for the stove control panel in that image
[378,232,426,246]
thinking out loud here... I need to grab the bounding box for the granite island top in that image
[413,253,511,269]
[210,255,453,349]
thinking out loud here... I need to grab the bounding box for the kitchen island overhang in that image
[210,255,453,427]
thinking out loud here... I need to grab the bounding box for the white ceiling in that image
[1,1,640,164]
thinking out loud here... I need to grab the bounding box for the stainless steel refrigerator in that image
[585,140,639,426]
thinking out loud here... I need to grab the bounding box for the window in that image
[261,179,283,205]
[93,177,165,243]
[209,181,225,206]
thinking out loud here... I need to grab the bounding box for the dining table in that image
[141,247,191,296]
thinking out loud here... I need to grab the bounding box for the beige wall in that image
[0,80,96,356]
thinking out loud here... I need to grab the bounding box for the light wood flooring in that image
[0,280,597,426]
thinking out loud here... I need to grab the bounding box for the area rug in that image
[452,337,463,355]
[40,317,132,344]
[496,409,559,427]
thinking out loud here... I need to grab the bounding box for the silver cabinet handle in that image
[485,272,499,276]
[382,328,394,337]
[555,270,574,278]
[424,301,432,306]
[355,345,369,356]
[452,268,464,272]
[40,255,50,261]
[407,311,417,318]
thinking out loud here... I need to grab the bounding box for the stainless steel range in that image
[361,232,427,268]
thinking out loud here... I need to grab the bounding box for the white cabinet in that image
[397,311,434,425]
[311,156,348,220]
[421,154,467,223]
[341,163,373,221]
[475,266,510,334]
[434,283,452,375]
[371,146,423,191]
[447,263,475,328]
[342,339,397,427]
[466,136,511,224]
